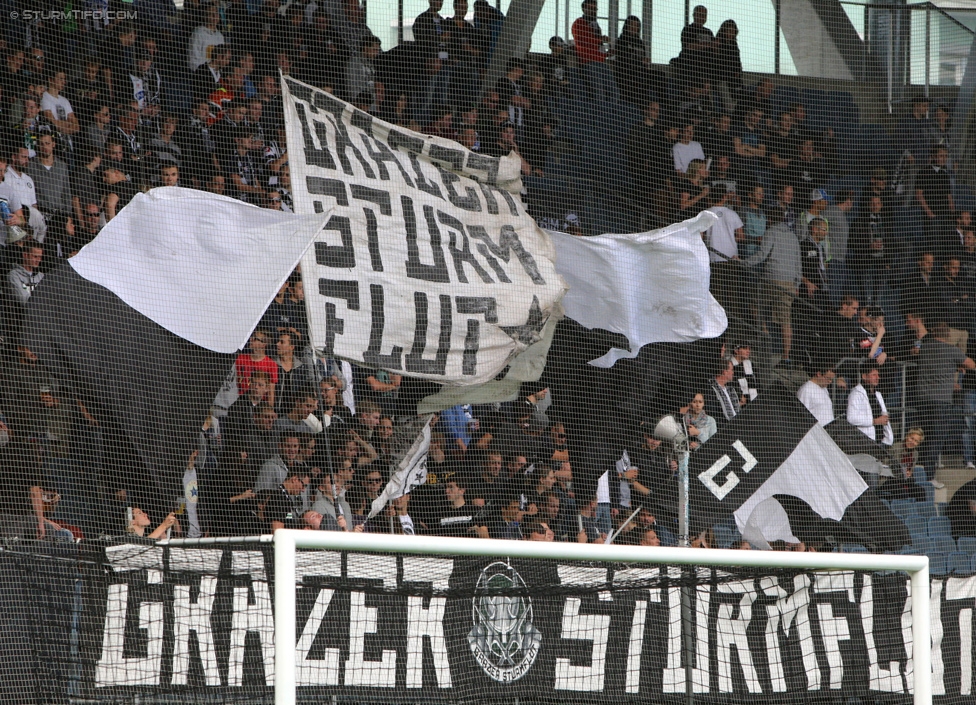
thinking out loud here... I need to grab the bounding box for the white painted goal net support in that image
[272,530,931,705]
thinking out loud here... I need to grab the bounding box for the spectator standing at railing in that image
[850,196,895,304]
[915,320,976,475]
[743,208,801,364]
[572,0,617,105]
[713,19,742,112]
[916,146,954,247]
[847,360,892,455]
[678,5,714,87]
[613,15,651,107]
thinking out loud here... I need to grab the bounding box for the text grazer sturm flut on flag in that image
[282,75,567,386]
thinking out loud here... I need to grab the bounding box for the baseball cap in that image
[810,188,829,203]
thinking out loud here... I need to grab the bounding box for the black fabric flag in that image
[26,265,235,512]
[687,384,909,551]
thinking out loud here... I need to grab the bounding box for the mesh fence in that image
[0,540,943,703]
[1,0,976,701]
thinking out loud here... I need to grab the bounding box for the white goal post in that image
[273,530,931,705]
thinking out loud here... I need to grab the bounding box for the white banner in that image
[548,211,727,367]
[283,76,566,385]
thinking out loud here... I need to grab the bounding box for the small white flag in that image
[367,416,433,520]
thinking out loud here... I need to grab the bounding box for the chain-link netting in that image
[0,540,940,703]
[1,0,976,701]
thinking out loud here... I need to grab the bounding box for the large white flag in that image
[548,210,727,367]
[283,76,567,386]
[69,187,329,353]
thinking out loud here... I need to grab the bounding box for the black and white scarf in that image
[710,379,740,421]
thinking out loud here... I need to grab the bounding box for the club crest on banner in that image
[468,561,542,682]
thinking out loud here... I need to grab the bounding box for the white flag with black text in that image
[283,76,567,386]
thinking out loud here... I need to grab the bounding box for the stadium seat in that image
[937,502,949,517]
[958,536,976,553]
[913,466,928,482]
[929,516,952,537]
[910,536,932,554]
[929,553,949,576]
[891,499,918,519]
[841,543,869,553]
[904,515,927,542]
[930,535,957,555]
[916,501,938,519]
[949,552,973,575]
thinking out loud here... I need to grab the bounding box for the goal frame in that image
[273,530,931,705]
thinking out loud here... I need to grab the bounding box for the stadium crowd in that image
[0,1,975,549]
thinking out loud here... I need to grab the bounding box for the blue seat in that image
[910,536,932,554]
[930,535,957,555]
[971,554,976,574]
[958,536,976,553]
[929,516,952,537]
[937,502,949,517]
[904,515,927,542]
[930,553,949,576]
[841,543,869,553]
[949,552,973,575]
[713,523,739,550]
[912,466,927,482]
[916,501,938,519]
[891,499,918,519]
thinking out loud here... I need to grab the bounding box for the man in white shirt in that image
[673,122,706,174]
[40,70,79,138]
[187,4,225,71]
[847,360,892,447]
[5,146,37,211]
[706,189,744,316]
[797,363,836,426]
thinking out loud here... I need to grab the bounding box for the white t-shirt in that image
[187,27,225,71]
[797,380,834,426]
[4,167,36,208]
[41,92,74,123]
[706,206,744,262]
[673,140,705,174]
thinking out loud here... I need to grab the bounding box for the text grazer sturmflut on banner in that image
[282,76,566,386]
[79,543,976,701]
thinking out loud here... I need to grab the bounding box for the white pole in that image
[274,531,297,705]
[279,530,929,572]
[910,561,932,705]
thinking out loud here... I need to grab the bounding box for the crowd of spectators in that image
[0,1,974,549]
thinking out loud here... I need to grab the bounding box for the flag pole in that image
[306,343,345,530]
[604,505,641,545]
